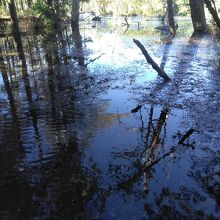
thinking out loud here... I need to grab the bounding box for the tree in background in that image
[189,0,207,32]
[2,0,220,35]
[83,0,167,16]
[204,0,220,30]
[167,0,176,35]
[71,0,82,48]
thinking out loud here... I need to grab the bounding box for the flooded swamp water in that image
[0,16,220,219]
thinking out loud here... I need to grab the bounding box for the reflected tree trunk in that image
[45,50,57,119]
[118,108,170,189]
[138,107,170,193]
[8,2,42,155]
[145,107,154,147]
[0,55,36,218]
[0,56,17,122]
[9,0,32,102]
[148,108,169,153]
[0,53,23,149]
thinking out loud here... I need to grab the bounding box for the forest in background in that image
[0,0,219,17]
[0,0,220,40]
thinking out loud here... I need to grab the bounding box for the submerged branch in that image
[133,39,171,81]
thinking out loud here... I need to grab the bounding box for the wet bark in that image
[189,0,207,32]
[133,39,171,81]
[204,0,220,29]
[167,0,176,36]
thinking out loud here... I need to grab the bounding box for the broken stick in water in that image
[133,39,171,81]
[131,105,142,113]
[178,129,195,145]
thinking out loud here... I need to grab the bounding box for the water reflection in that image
[0,16,219,219]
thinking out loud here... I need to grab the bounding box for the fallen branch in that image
[133,39,171,81]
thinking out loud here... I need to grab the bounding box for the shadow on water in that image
[0,16,220,219]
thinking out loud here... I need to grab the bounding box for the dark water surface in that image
[0,16,220,219]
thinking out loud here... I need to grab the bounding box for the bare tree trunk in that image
[167,0,176,36]
[189,0,207,32]
[204,0,220,29]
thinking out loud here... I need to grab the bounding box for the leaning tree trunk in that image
[133,39,171,81]
[71,0,82,49]
[189,0,207,32]
[167,0,176,36]
[204,0,220,29]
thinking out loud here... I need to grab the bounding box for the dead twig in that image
[85,53,104,66]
